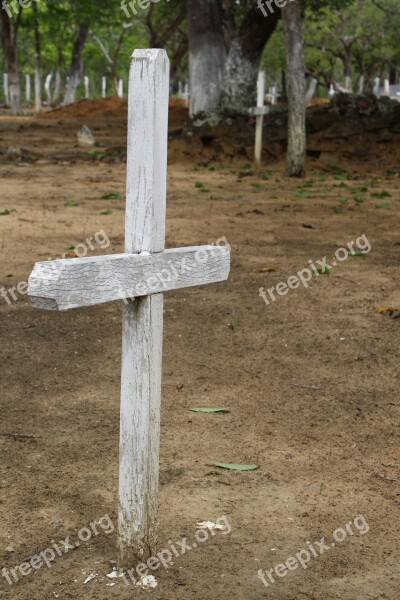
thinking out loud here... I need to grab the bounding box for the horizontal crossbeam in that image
[28,245,230,311]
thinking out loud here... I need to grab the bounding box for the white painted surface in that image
[118,49,169,566]
[384,78,390,96]
[25,74,31,104]
[84,76,90,99]
[44,73,52,104]
[102,76,107,98]
[118,78,123,97]
[254,71,266,169]
[28,246,230,310]
[27,48,231,569]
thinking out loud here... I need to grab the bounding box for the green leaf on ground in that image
[190,408,230,413]
[100,209,113,215]
[100,192,119,200]
[208,462,259,471]
[317,266,331,275]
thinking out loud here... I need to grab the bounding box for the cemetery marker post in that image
[27,49,230,567]
[249,71,269,173]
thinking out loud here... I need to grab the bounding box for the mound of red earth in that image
[38,96,189,132]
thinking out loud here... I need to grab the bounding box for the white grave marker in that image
[249,71,269,171]
[102,76,107,98]
[118,78,123,97]
[25,74,31,104]
[84,76,90,99]
[28,49,230,566]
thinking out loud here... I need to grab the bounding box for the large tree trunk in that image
[187,0,226,115]
[62,23,89,106]
[32,1,42,112]
[0,11,22,115]
[53,47,63,103]
[220,6,280,110]
[282,1,306,177]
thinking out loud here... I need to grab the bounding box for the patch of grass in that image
[100,209,113,215]
[371,190,392,199]
[375,202,390,208]
[230,315,239,332]
[0,208,16,216]
[353,196,366,203]
[295,192,310,199]
[65,199,78,207]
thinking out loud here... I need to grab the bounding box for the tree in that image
[220,3,281,110]
[32,0,42,112]
[63,22,90,105]
[187,0,226,115]
[0,9,22,115]
[282,0,306,177]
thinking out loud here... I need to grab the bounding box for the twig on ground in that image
[290,383,321,391]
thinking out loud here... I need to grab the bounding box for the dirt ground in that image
[0,102,399,600]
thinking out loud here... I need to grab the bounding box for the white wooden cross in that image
[249,71,269,172]
[27,49,230,567]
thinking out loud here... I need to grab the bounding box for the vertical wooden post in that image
[84,76,90,99]
[254,71,265,172]
[102,76,107,98]
[118,49,169,567]
[25,74,31,105]
[118,78,124,97]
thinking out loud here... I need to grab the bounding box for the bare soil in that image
[0,103,399,600]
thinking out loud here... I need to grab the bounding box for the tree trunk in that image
[32,1,42,112]
[220,6,280,110]
[282,1,306,178]
[53,47,63,103]
[0,11,22,115]
[187,0,226,115]
[62,23,89,106]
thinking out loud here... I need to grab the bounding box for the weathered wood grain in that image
[28,245,230,310]
[118,48,168,567]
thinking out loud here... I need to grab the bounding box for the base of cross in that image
[27,49,231,569]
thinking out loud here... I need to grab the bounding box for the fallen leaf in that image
[189,407,229,413]
[255,266,277,273]
[207,462,259,471]
[377,306,400,318]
